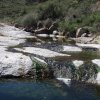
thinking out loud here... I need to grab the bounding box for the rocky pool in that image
[0,23,100,100]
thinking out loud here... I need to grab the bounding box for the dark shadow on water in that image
[0,79,99,100]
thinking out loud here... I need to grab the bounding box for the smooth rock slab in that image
[0,50,33,77]
[0,24,30,37]
[14,47,70,58]
[76,43,100,50]
[0,36,25,47]
[63,46,82,52]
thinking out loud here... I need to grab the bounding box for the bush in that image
[37,2,64,20]
[20,13,39,27]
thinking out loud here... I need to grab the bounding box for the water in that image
[0,79,100,100]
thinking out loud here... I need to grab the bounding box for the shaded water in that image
[0,79,100,100]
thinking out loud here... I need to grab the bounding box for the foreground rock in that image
[0,49,33,77]
[14,47,70,58]
[0,47,50,78]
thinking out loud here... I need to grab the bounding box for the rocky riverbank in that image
[0,23,100,85]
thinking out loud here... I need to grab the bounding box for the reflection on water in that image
[0,79,100,100]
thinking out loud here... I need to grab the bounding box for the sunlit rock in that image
[14,47,70,58]
[73,60,84,69]
[92,59,100,67]
[0,24,30,37]
[0,51,33,77]
[76,43,100,50]
[96,72,100,84]
[0,36,25,47]
[63,46,82,52]
[57,78,71,86]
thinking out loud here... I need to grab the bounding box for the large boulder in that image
[0,47,50,78]
[0,48,33,77]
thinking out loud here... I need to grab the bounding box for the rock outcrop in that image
[0,48,33,77]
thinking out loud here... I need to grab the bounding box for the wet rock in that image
[14,47,70,58]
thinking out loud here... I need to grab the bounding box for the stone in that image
[0,36,26,47]
[53,30,59,35]
[14,47,70,58]
[63,45,82,52]
[96,72,100,84]
[73,60,84,69]
[32,57,47,67]
[0,24,31,37]
[0,50,33,77]
[57,78,71,86]
[76,43,100,50]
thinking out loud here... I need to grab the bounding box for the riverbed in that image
[0,23,100,100]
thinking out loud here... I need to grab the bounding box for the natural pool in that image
[0,79,100,100]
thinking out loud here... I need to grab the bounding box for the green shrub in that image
[20,13,39,27]
[37,2,64,20]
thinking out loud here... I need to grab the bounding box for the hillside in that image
[0,0,100,33]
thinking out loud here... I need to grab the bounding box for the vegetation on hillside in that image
[0,0,100,33]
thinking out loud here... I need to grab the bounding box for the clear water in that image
[0,79,100,100]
